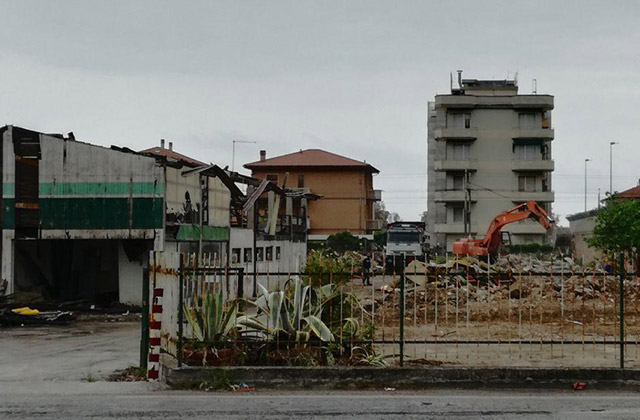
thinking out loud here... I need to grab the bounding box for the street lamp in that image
[232,140,257,172]
[584,158,591,211]
[609,141,619,196]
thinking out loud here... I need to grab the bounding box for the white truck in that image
[385,222,427,273]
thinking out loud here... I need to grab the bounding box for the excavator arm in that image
[452,201,553,256]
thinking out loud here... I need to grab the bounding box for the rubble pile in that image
[370,256,640,330]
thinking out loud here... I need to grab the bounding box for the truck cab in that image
[385,222,427,273]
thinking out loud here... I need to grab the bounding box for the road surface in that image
[2,383,640,419]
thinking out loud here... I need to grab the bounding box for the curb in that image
[161,358,640,390]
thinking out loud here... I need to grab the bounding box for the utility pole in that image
[584,158,591,211]
[610,141,618,196]
[464,169,471,237]
[232,140,257,172]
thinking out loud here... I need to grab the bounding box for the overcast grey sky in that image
[1,1,639,224]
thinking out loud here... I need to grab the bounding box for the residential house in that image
[244,149,382,241]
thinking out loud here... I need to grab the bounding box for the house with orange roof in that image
[244,149,382,240]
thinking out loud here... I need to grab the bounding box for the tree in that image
[586,198,640,254]
[326,231,361,254]
[374,202,390,225]
[389,212,401,223]
[374,201,401,224]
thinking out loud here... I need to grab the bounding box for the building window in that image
[275,246,281,260]
[452,207,464,223]
[447,143,470,160]
[297,173,304,188]
[244,248,253,263]
[256,247,264,261]
[518,175,537,192]
[447,113,471,128]
[518,113,537,129]
[514,144,541,161]
[451,174,464,190]
[265,246,273,261]
[231,248,241,264]
[266,174,278,183]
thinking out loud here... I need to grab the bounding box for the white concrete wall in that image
[118,241,145,305]
[230,227,307,296]
[569,215,601,263]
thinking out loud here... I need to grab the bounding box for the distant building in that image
[566,182,640,263]
[244,149,382,240]
[427,72,555,251]
[567,209,602,263]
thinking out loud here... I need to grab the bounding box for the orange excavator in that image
[452,201,554,256]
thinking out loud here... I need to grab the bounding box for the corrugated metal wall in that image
[3,127,164,238]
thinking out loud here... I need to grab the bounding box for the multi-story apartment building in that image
[427,74,555,251]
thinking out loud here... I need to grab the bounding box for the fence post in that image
[619,253,625,369]
[237,268,244,311]
[140,267,149,369]
[177,253,184,368]
[399,254,406,367]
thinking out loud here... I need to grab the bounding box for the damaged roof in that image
[244,149,379,173]
[139,146,207,167]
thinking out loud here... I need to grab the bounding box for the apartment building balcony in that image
[434,222,478,234]
[434,159,478,172]
[511,159,555,172]
[366,189,382,200]
[434,127,479,141]
[366,219,384,231]
[435,94,553,110]
[433,190,475,203]
[508,191,555,202]
[503,220,548,235]
[512,128,554,140]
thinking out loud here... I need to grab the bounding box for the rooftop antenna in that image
[532,79,537,94]
[450,72,453,91]
[514,71,519,86]
[456,69,463,89]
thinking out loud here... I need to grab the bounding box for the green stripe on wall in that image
[2,197,163,230]
[2,182,163,197]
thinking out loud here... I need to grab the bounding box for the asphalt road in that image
[4,319,640,419]
[3,383,640,419]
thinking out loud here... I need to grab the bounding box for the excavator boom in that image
[452,201,553,256]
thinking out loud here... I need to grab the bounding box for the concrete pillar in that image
[2,231,14,295]
[118,241,144,305]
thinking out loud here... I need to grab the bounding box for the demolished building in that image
[0,127,313,305]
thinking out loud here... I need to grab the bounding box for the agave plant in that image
[237,277,336,342]
[183,289,238,345]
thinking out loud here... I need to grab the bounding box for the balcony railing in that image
[512,128,554,140]
[366,219,384,231]
[435,95,553,110]
[509,191,555,202]
[434,159,478,172]
[511,159,554,172]
[366,189,382,200]
[433,190,468,202]
[434,127,478,141]
[433,222,478,234]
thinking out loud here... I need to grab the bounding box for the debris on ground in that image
[0,308,76,326]
[109,366,148,382]
[572,382,587,391]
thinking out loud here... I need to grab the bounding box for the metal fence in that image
[148,251,638,370]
